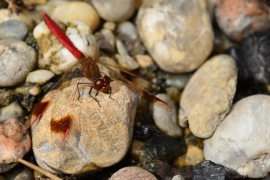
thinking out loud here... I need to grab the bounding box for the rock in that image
[116,54,139,71]
[204,94,270,178]
[116,38,129,55]
[26,70,55,85]
[166,73,192,90]
[215,0,270,43]
[192,161,230,180]
[135,54,154,69]
[51,1,100,32]
[117,21,138,40]
[14,170,34,180]
[206,0,217,19]
[0,102,25,123]
[103,21,116,31]
[0,89,14,107]
[0,118,31,170]
[31,78,137,174]
[134,125,163,141]
[144,135,186,162]
[136,0,213,73]
[28,86,42,96]
[172,175,185,180]
[179,54,237,138]
[0,20,28,40]
[36,0,67,16]
[95,29,115,54]
[185,145,204,166]
[92,0,135,22]
[153,94,182,137]
[34,20,98,75]
[109,167,157,180]
[0,39,37,87]
[129,140,150,165]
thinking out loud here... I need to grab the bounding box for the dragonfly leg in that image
[77,82,92,101]
[108,88,114,100]
[89,87,101,107]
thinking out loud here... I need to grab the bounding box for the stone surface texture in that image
[31,78,137,174]
[136,0,213,73]
[179,54,237,138]
[204,94,270,178]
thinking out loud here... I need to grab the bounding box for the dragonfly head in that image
[94,75,111,94]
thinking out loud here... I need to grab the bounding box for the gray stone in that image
[0,20,28,40]
[0,39,37,87]
[136,0,213,73]
[204,94,270,178]
[92,0,135,22]
[179,55,237,138]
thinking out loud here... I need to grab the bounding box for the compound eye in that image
[103,75,111,85]
[94,79,104,90]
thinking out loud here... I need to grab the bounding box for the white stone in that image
[204,94,270,178]
[26,70,55,85]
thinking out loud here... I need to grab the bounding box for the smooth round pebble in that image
[26,70,55,85]
[103,21,116,31]
[28,86,42,96]
[116,39,129,55]
[153,94,182,137]
[31,78,137,174]
[117,21,138,40]
[51,1,100,32]
[136,0,213,73]
[116,54,139,71]
[215,0,270,42]
[179,54,237,138]
[204,94,270,178]
[0,102,25,123]
[135,54,154,69]
[92,0,135,22]
[109,167,157,180]
[0,39,37,87]
[172,175,185,180]
[0,118,31,164]
[0,20,27,40]
[34,20,98,75]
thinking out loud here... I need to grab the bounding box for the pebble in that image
[28,86,42,96]
[192,161,230,180]
[135,54,154,69]
[179,55,237,138]
[0,89,14,107]
[206,0,217,19]
[215,0,270,43]
[136,0,213,73]
[92,0,135,22]
[116,54,139,71]
[14,170,34,180]
[109,167,157,180]
[185,145,204,166]
[95,29,115,54]
[26,70,55,85]
[51,1,100,32]
[34,20,98,75]
[103,21,116,31]
[0,10,39,30]
[204,94,270,178]
[0,118,31,166]
[0,20,28,40]
[117,21,138,40]
[0,39,37,87]
[36,0,67,16]
[172,175,185,180]
[166,73,192,90]
[153,94,182,137]
[116,38,129,55]
[0,102,25,123]
[31,78,137,174]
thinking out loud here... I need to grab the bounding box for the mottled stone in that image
[215,0,270,43]
[0,20,28,40]
[34,20,98,75]
[0,102,25,123]
[0,89,14,107]
[136,0,213,73]
[31,78,137,174]
[92,0,135,22]
[153,94,182,137]
[26,70,55,85]
[179,55,237,138]
[0,39,37,87]
[109,167,157,180]
[52,1,100,32]
[204,95,270,178]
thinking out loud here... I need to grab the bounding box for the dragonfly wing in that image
[97,60,171,111]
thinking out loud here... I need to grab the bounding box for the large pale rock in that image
[204,95,270,178]
[31,78,137,174]
[179,55,237,138]
[136,0,213,73]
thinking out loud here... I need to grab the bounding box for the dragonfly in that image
[29,12,170,141]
